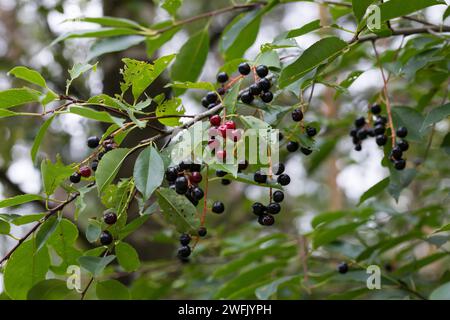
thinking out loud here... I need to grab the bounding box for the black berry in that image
[179,234,191,246]
[371,104,382,115]
[258,78,271,91]
[217,72,228,83]
[267,203,281,214]
[287,141,299,152]
[238,62,251,75]
[354,144,362,151]
[192,187,204,201]
[394,159,406,170]
[291,109,303,122]
[273,190,284,203]
[221,179,231,185]
[216,170,227,177]
[70,172,81,184]
[252,202,266,216]
[198,227,207,237]
[274,163,285,175]
[103,212,117,225]
[396,127,408,138]
[91,160,98,172]
[87,136,100,148]
[249,83,262,96]
[306,126,317,137]
[300,147,313,155]
[238,160,249,172]
[201,97,209,108]
[178,246,191,258]
[376,135,387,146]
[338,262,348,274]
[206,91,218,104]
[240,91,254,104]
[258,214,275,226]
[261,91,273,103]
[165,167,178,182]
[374,125,386,135]
[254,171,267,184]
[212,201,225,214]
[397,139,409,151]
[391,146,403,160]
[255,65,269,78]
[277,174,290,186]
[100,231,113,246]
[175,176,188,195]
[355,117,366,128]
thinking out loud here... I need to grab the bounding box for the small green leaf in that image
[156,188,199,233]
[388,168,417,201]
[155,97,185,127]
[86,221,102,243]
[286,19,321,38]
[74,16,143,29]
[116,242,140,272]
[313,222,365,249]
[118,214,151,239]
[27,279,74,300]
[96,279,130,300]
[8,66,47,88]
[50,28,139,46]
[420,102,450,133]
[0,88,41,109]
[133,146,164,200]
[95,148,131,194]
[66,62,98,94]
[279,37,347,88]
[48,219,81,272]
[224,80,242,115]
[87,36,145,61]
[352,0,376,21]
[430,282,450,300]
[391,106,424,141]
[68,106,124,125]
[379,0,445,22]
[31,115,55,163]
[35,215,61,251]
[41,157,74,197]
[161,0,183,17]
[78,255,116,276]
[358,177,390,206]
[0,194,43,208]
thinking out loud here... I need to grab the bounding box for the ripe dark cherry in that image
[357,129,368,140]
[175,176,188,195]
[216,170,227,177]
[210,115,221,127]
[255,65,269,78]
[273,190,284,203]
[354,144,362,151]
[79,166,91,178]
[217,72,229,83]
[212,201,225,214]
[338,262,348,274]
[291,109,303,122]
[190,163,202,172]
[208,103,217,110]
[190,172,202,184]
[252,202,266,216]
[70,172,81,183]
[165,167,178,182]
[391,146,403,160]
[258,214,275,226]
[267,203,281,214]
[376,135,387,146]
[87,136,100,148]
[100,231,113,246]
[396,127,408,138]
[221,179,231,186]
[306,126,317,137]
[355,117,366,128]
[179,234,191,246]
[394,159,406,170]
[254,171,267,184]
[91,160,99,172]
[249,83,262,96]
[287,141,299,152]
[397,140,409,151]
[374,125,385,135]
[258,78,271,91]
[192,187,204,201]
[300,147,313,155]
[274,163,285,175]
[238,160,249,172]
[261,91,273,103]
[198,227,207,237]
[178,246,191,258]
[375,116,387,126]
[240,91,254,104]
[103,212,117,225]
[206,91,218,104]
[371,104,382,115]
[201,97,209,108]
[238,62,251,75]
[217,87,226,95]
[277,174,291,186]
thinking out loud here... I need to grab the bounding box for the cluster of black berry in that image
[214,160,248,185]
[69,135,118,183]
[253,163,291,186]
[251,189,285,226]
[99,211,118,246]
[350,104,409,170]
[285,108,316,155]
[165,161,205,206]
[238,63,274,104]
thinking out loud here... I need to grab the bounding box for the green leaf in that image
[391,106,424,141]
[388,168,417,201]
[392,252,447,276]
[286,19,321,38]
[0,109,17,118]
[50,28,139,46]
[116,242,140,272]
[313,221,365,249]
[444,6,450,20]
[430,282,450,300]
[146,24,180,58]
[27,279,74,300]
[86,220,102,243]
[133,146,164,200]
[155,97,185,127]
[78,255,116,276]
[66,62,98,94]
[0,220,10,234]
[95,148,131,194]
[48,219,81,273]
[255,275,299,300]
[4,240,50,300]
[0,88,41,109]
[0,194,43,208]
[68,106,124,125]
[420,102,450,133]
[168,81,215,91]
[224,80,242,115]
[170,29,209,96]
[156,188,199,233]
[434,223,450,233]
[379,0,445,22]
[279,37,347,88]
[96,280,130,300]
[352,0,376,21]
[87,36,145,61]
[35,215,61,251]
[118,214,151,239]
[31,115,55,163]
[120,55,175,102]
[74,16,143,29]
[161,0,183,17]
[0,213,46,226]
[335,70,364,98]
[358,177,390,206]
[41,157,74,196]
[8,66,47,88]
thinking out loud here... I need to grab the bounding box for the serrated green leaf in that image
[155,97,185,127]
[8,66,47,88]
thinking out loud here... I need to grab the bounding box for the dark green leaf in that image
[133,146,164,200]
[87,36,145,61]
[116,242,140,272]
[380,0,446,22]
[31,115,55,163]
[0,88,41,109]
[78,255,116,276]
[358,177,390,206]
[420,102,450,133]
[0,194,43,208]
[96,280,130,300]
[95,148,131,194]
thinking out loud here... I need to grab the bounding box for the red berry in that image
[210,115,221,127]
[216,150,227,161]
[79,166,91,178]
[225,120,236,130]
[190,172,202,184]
[218,124,228,138]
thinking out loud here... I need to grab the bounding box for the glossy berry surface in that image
[217,72,228,83]
[198,227,207,237]
[291,109,303,122]
[273,190,284,203]
[87,136,100,148]
[91,160,98,172]
[252,202,266,216]
[396,127,408,138]
[274,163,285,175]
[355,117,366,128]
[277,174,291,186]
[255,65,269,78]
[249,83,262,96]
[261,91,273,103]
[216,170,227,177]
[79,166,91,178]
[371,104,382,115]
[100,231,113,246]
[267,203,281,214]
[103,212,117,225]
[306,126,317,137]
[212,201,225,214]
[300,147,313,155]
[209,115,221,127]
[254,171,267,184]
[238,62,251,75]
[394,159,406,170]
[398,140,409,151]
[175,176,188,194]
[376,135,387,146]
[70,172,81,184]
[178,246,191,258]
[206,91,218,104]
[338,262,348,274]
[258,78,271,91]
[287,141,299,152]
[165,167,178,182]
[179,234,191,246]
[190,172,202,184]
[225,120,236,130]
[240,91,254,104]
[391,146,403,160]
[192,187,204,201]
[258,214,275,226]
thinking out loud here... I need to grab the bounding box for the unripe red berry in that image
[190,172,202,184]
[225,120,236,130]
[210,115,221,127]
[79,166,91,178]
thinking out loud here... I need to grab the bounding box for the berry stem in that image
[372,41,396,147]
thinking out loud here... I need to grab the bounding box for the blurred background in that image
[0,0,448,299]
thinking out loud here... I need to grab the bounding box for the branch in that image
[355,26,450,43]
